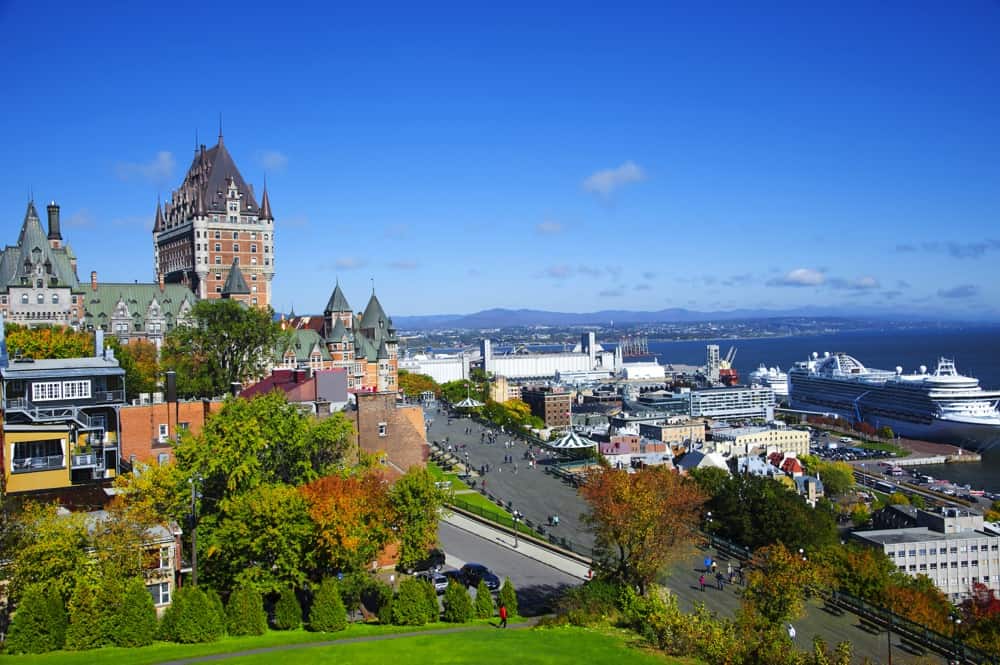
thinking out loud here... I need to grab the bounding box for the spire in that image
[259,178,273,220]
[196,189,207,217]
[220,259,250,297]
[324,279,352,314]
[25,198,39,221]
[218,113,223,145]
[153,197,164,233]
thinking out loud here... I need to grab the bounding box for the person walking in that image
[787,623,796,640]
[703,556,712,572]
[710,560,718,574]
[499,603,508,629]
[716,572,724,590]
[698,574,706,592]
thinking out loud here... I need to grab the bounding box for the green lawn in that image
[213,625,695,664]
[0,622,461,665]
[427,461,468,491]
[0,625,696,665]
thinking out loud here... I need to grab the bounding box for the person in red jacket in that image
[499,603,508,628]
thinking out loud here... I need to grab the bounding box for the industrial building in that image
[479,332,620,381]
[399,352,469,385]
[709,425,809,457]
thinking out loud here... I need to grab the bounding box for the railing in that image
[448,494,596,560]
[11,455,65,472]
[94,389,125,403]
[5,398,92,428]
[71,453,105,469]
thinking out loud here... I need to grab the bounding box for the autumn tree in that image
[960,582,1000,653]
[390,467,446,570]
[301,471,395,575]
[742,543,823,625]
[397,370,440,398]
[4,323,92,360]
[160,298,280,398]
[113,461,190,527]
[886,574,951,634]
[579,465,705,594]
[201,483,315,594]
[812,543,895,603]
[6,502,90,602]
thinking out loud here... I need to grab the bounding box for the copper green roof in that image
[360,291,388,332]
[279,329,331,362]
[327,316,349,342]
[221,260,250,296]
[0,201,82,292]
[324,281,351,314]
[82,283,196,330]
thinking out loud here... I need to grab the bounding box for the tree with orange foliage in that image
[5,323,92,359]
[885,575,952,635]
[300,472,395,575]
[579,465,705,594]
[958,582,1000,654]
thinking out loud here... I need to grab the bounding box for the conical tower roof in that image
[360,290,388,332]
[377,339,390,360]
[328,315,349,341]
[324,280,352,314]
[153,199,164,233]
[221,259,250,297]
[259,186,273,220]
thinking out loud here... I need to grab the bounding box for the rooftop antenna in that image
[371,276,375,294]
[218,113,223,143]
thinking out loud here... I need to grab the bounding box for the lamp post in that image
[188,474,201,586]
[512,509,520,548]
[950,614,962,664]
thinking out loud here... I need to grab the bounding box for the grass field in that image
[0,625,697,665]
[211,626,695,665]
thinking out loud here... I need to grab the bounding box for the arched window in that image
[36,293,44,304]
[51,294,59,304]
[21,293,28,304]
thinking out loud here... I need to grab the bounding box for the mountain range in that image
[390,306,976,330]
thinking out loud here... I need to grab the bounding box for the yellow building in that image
[709,426,809,458]
[2,327,125,495]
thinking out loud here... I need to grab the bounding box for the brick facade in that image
[351,393,428,472]
[119,399,224,465]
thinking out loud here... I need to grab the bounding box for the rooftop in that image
[854,527,996,545]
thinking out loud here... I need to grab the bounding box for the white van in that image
[839,436,853,444]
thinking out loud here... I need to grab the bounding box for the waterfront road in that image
[431,410,951,663]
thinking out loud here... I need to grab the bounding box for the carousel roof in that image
[454,396,484,409]
[549,430,597,449]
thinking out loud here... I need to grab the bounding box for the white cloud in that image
[536,220,563,235]
[256,150,289,172]
[583,161,646,197]
[768,268,826,287]
[115,151,175,184]
[64,210,94,228]
[335,257,366,270]
[389,260,418,270]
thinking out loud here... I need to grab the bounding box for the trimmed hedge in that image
[374,581,394,625]
[273,587,302,630]
[5,584,67,654]
[308,579,348,632]
[226,586,267,636]
[474,580,495,619]
[499,577,518,617]
[65,577,104,651]
[108,577,158,647]
[203,588,227,638]
[420,579,439,623]
[442,579,473,623]
[391,578,430,626]
[159,586,223,643]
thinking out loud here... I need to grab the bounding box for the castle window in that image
[250,244,257,253]
[1,295,6,304]
[233,244,239,252]
[233,231,239,240]
[215,256,221,265]
[251,257,257,265]
[378,423,387,437]
[215,286,222,293]
[252,297,257,305]
[215,243,221,252]
[215,273,222,280]
[37,293,44,304]
[52,294,59,304]
[251,274,257,281]
[252,285,257,293]
[36,279,43,288]
[251,232,257,240]
[214,231,221,239]
[21,294,28,304]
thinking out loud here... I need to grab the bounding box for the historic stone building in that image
[280,283,398,393]
[82,272,196,345]
[153,131,275,307]
[0,200,86,326]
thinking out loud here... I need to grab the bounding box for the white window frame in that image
[61,380,92,400]
[32,381,62,401]
[378,422,388,437]
[159,545,171,570]
[158,423,169,443]
[147,582,170,606]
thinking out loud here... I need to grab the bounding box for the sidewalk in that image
[442,511,591,580]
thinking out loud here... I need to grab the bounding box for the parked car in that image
[404,548,446,573]
[459,563,501,591]
[417,570,450,594]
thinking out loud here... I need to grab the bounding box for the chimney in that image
[158,273,165,292]
[95,329,104,358]
[165,371,177,403]
[47,201,62,246]
[91,270,98,291]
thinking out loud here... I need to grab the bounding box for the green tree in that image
[420,579,439,623]
[397,370,440,398]
[109,338,160,401]
[202,483,315,594]
[273,587,302,630]
[474,580,495,619]
[113,461,190,527]
[442,580,473,623]
[850,504,871,527]
[498,577,518,618]
[390,467,446,570]
[108,577,158,647]
[159,586,222,643]
[226,586,268,636]
[888,491,910,505]
[742,543,823,625]
[308,578,348,632]
[392,578,432,626]
[65,574,105,650]
[5,583,67,654]
[174,391,355,501]
[878,426,895,440]
[160,298,280,398]
[7,502,89,603]
[203,588,227,638]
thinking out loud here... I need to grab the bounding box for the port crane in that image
[719,346,739,386]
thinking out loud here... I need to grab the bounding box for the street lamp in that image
[512,509,521,548]
[949,614,962,663]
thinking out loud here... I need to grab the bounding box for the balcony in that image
[12,455,65,473]
[94,390,125,403]
[71,453,106,470]
[4,398,92,428]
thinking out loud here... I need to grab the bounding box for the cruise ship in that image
[788,352,1000,450]
[749,364,789,400]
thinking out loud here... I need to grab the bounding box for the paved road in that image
[431,410,952,664]
[438,521,579,616]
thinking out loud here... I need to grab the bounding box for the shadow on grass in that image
[516,582,574,616]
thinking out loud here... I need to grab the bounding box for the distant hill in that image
[390,305,957,330]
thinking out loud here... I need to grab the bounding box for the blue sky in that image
[1,1,998,318]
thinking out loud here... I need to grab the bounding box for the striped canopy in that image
[549,430,597,449]
[454,397,484,409]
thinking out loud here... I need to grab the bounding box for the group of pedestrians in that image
[699,557,744,591]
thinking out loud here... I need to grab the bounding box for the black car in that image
[459,563,501,591]
[417,570,450,594]
[405,548,446,574]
